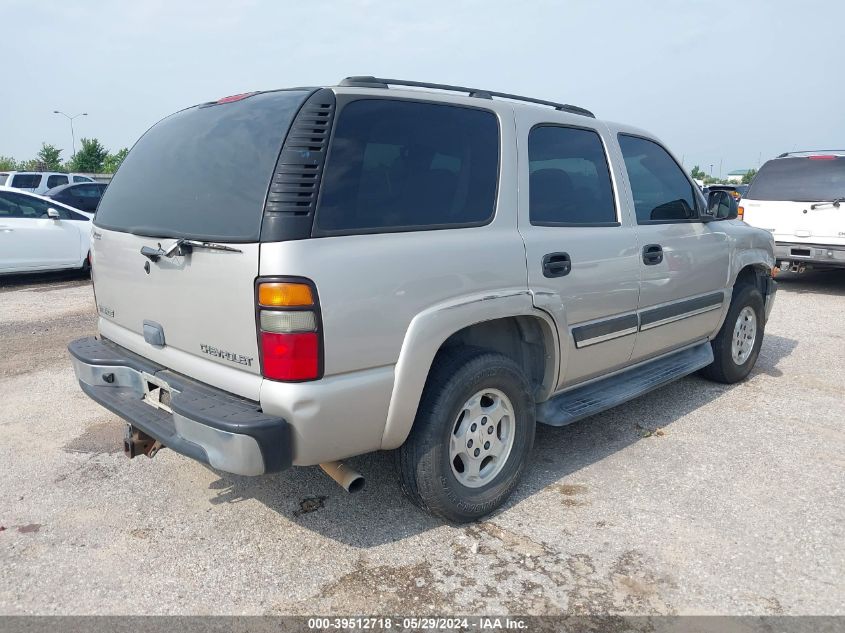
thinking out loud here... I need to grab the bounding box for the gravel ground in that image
[0,269,843,615]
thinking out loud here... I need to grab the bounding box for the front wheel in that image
[396,348,535,523]
[701,282,765,384]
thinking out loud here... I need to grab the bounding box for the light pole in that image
[53,111,87,156]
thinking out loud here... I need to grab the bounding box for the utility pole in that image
[53,111,87,156]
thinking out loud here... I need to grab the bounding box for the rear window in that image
[746,156,845,201]
[315,99,499,234]
[95,90,311,242]
[11,174,42,189]
[73,175,93,183]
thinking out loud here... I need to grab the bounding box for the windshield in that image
[95,89,311,242]
[746,156,845,202]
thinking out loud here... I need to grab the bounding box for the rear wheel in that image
[80,251,91,274]
[396,348,535,523]
[701,282,765,383]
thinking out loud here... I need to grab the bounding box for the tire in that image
[80,251,91,274]
[396,347,536,523]
[700,282,765,384]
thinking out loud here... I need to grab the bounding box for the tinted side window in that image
[66,208,90,221]
[618,135,699,223]
[11,174,42,189]
[528,126,616,225]
[0,193,26,218]
[4,192,53,218]
[315,99,499,234]
[47,174,68,188]
[74,185,100,197]
[73,175,93,183]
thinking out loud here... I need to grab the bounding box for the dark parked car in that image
[43,182,107,212]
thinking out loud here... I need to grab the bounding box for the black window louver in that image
[260,88,336,241]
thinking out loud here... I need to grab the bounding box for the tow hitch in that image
[124,424,164,459]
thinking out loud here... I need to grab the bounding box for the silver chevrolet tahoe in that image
[69,76,777,522]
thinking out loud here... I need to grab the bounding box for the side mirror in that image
[706,191,738,220]
[47,208,61,220]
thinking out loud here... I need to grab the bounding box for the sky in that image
[2,0,843,177]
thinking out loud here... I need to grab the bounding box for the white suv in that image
[741,151,845,271]
[0,171,95,194]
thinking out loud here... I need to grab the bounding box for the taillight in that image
[256,279,322,381]
[737,205,744,220]
[808,155,836,160]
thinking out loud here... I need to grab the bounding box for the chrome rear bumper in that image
[68,337,291,476]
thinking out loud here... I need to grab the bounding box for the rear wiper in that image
[809,198,842,209]
[140,238,242,262]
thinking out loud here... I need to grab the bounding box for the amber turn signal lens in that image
[737,205,744,220]
[258,283,314,307]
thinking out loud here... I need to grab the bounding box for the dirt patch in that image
[63,420,124,455]
[469,523,551,558]
[17,523,42,534]
[553,483,589,496]
[0,309,97,378]
[303,560,443,614]
[293,495,328,518]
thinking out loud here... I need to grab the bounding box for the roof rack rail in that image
[777,149,845,158]
[338,76,595,118]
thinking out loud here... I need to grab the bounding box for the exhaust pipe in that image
[320,461,365,493]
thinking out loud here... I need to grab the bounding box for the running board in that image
[537,342,714,427]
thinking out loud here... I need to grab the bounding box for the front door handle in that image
[642,244,663,265]
[542,252,571,278]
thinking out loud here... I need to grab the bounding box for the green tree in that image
[67,138,109,173]
[0,156,18,170]
[690,165,705,180]
[741,168,757,184]
[102,147,129,174]
[18,159,44,171]
[37,143,64,171]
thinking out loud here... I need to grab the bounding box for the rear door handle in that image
[642,244,663,265]
[542,252,571,278]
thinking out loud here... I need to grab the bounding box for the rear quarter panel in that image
[258,97,531,456]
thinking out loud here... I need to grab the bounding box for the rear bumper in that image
[775,242,845,267]
[68,337,291,476]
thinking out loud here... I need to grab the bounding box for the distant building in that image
[726,169,751,183]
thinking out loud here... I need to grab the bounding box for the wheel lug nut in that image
[484,441,490,449]
[470,423,477,432]
[467,439,473,448]
[481,416,487,423]
[488,426,494,434]
[474,448,480,457]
